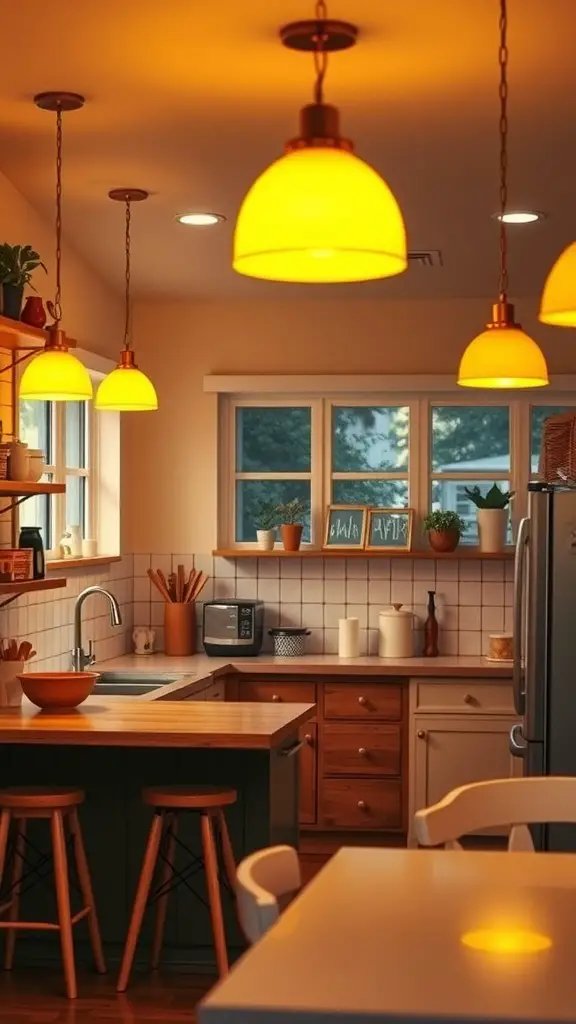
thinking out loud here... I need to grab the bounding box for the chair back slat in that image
[236,845,301,944]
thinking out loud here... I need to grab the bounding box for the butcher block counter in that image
[0,699,313,969]
[0,699,314,749]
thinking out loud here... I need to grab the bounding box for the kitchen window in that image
[220,388,576,548]
[19,398,96,556]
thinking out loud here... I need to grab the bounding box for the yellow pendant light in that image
[20,92,93,402]
[233,2,406,284]
[458,1,548,390]
[540,242,576,326]
[95,190,157,412]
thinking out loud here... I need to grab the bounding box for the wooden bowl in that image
[18,672,98,710]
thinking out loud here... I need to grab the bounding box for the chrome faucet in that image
[72,586,122,672]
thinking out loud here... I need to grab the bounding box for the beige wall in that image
[0,170,122,357]
[126,296,573,554]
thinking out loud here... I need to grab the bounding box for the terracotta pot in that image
[427,528,460,553]
[164,602,196,656]
[21,295,46,328]
[281,523,303,552]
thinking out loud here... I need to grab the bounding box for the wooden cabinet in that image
[320,778,402,830]
[300,724,317,825]
[324,683,402,721]
[323,723,401,777]
[408,679,520,845]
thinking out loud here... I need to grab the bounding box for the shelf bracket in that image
[0,349,38,376]
[0,593,20,610]
[0,496,28,517]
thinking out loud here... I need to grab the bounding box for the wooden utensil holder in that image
[164,602,196,656]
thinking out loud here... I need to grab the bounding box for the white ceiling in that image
[0,0,574,301]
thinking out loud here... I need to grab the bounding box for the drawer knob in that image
[417,729,426,739]
[304,733,313,744]
[358,696,367,706]
[357,800,367,810]
[464,693,474,704]
[272,694,281,702]
[358,747,367,756]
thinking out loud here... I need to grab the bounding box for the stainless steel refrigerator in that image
[511,482,576,851]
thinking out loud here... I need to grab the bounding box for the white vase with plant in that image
[465,484,514,553]
[253,500,278,551]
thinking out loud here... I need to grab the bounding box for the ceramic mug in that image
[133,627,155,656]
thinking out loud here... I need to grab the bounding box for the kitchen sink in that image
[91,671,183,696]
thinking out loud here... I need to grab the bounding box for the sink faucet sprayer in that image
[72,586,122,672]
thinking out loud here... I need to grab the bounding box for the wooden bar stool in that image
[0,786,106,1000]
[117,785,237,991]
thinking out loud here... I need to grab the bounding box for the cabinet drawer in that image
[201,681,225,701]
[324,683,402,721]
[323,723,401,777]
[320,778,402,830]
[240,681,316,718]
[415,682,514,715]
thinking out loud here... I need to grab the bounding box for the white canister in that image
[338,617,360,658]
[378,604,415,658]
[27,449,46,482]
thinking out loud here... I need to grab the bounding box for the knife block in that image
[164,603,196,657]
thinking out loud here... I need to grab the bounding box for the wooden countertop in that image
[0,701,315,749]
[200,846,576,1024]
[92,654,512,702]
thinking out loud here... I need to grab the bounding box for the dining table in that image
[199,846,576,1024]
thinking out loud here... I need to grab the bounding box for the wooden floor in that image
[0,967,215,1022]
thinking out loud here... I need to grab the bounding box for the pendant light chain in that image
[498,0,509,303]
[124,198,132,351]
[313,0,328,105]
[53,104,63,325]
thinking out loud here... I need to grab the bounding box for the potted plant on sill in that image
[424,510,467,553]
[276,498,308,552]
[0,243,47,321]
[253,500,278,551]
[464,484,514,554]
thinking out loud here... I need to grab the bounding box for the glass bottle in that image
[423,589,439,657]
[19,526,45,580]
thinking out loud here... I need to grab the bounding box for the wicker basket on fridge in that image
[539,413,576,483]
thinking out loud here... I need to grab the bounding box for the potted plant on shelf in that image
[0,243,47,321]
[464,484,514,553]
[424,510,467,553]
[253,500,278,551]
[276,498,308,552]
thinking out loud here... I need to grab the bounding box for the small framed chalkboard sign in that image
[324,505,368,549]
[365,508,414,551]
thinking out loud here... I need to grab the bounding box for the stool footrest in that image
[0,906,91,931]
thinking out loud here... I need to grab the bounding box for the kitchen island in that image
[0,699,314,969]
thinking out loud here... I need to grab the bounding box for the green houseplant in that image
[423,510,467,554]
[253,500,278,551]
[276,498,308,552]
[464,484,514,553]
[0,243,47,321]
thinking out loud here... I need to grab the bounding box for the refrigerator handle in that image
[513,516,530,716]
[509,722,527,758]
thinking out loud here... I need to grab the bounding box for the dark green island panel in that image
[0,699,314,971]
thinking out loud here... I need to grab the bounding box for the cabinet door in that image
[412,715,520,837]
[300,724,317,825]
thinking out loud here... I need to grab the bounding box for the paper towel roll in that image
[339,617,360,658]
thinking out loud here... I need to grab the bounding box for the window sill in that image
[46,556,122,571]
[213,547,516,560]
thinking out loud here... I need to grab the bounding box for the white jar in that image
[378,604,415,658]
[27,449,45,482]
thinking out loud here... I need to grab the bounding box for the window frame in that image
[218,385,576,550]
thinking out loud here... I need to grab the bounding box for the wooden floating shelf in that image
[0,314,77,350]
[213,548,515,560]
[0,577,66,596]
[0,481,65,497]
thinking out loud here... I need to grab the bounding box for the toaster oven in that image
[202,599,264,657]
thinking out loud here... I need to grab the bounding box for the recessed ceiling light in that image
[177,212,225,226]
[494,211,544,224]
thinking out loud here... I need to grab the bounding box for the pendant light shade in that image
[95,189,157,412]
[20,330,93,401]
[23,92,93,402]
[457,1,548,390]
[233,7,406,284]
[234,142,406,283]
[95,351,157,411]
[539,242,576,326]
[458,306,549,389]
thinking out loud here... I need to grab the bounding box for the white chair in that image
[414,776,576,851]
[236,845,301,944]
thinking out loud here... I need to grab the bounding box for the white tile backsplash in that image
[62,551,514,659]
